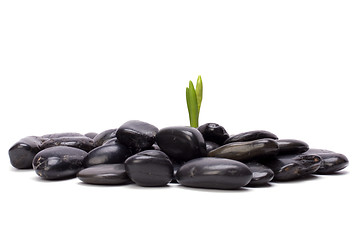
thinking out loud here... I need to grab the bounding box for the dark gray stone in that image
[197,123,229,144]
[208,138,279,162]
[277,139,309,155]
[205,141,219,153]
[93,129,117,147]
[304,149,349,174]
[246,162,274,186]
[125,150,173,187]
[42,132,83,138]
[77,164,132,185]
[224,130,278,144]
[40,136,94,152]
[156,126,207,163]
[176,157,253,190]
[32,146,87,180]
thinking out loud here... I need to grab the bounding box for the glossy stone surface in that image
[9,136,46,169]
[42,132,83,138]
[176,157,253,190]
[125,150,173,187]
[116,120,159,151]
[304,149,349,174]
[40,136,94,152]
[156,126,207,163]
[102,138,120,146]
[208,139,279,162]
[262,154,321,181]
[277,139,309,155]
[197,123,229,144]
[224,130,278,144]
[77,164,132,185]
[83,143,131,168]
[93,129,117,147]
[84,132,98,139]
[205,141,220,153]
[245,162,274,186]
[32,146,87,180]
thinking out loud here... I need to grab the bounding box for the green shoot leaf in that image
[186,80,199,128]
[196,75,203,113]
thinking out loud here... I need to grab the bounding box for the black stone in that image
[125,150,173,187]
[83,143,131,168]
[84,132,98,139]
[93,129,117,147]
[32,146,87,180]
[176,157,253,190]
[262,154,322,181]
[224,130,278,144]
[42,132,84,138]
[277,139,309,155]
[208,138,279,162]
[197,123,229,144]
[205,141,219,153]
[77,164,132,185]
[9,136,46,169]
[40,136,94,152]
[116,120,159,151]
[102,138,119,146]
[245,162,274,186]
[156,126,207,163]
[304,149,349,174]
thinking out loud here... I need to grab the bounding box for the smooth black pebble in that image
[9,136,46,169]
[125,150,173,187]
[304,149,349,174]
[208,138,279,162]
[40,136,94,152]
[198,123,229,144]
[32,146,87,180]
[156,126,207,163]
[116,120,159,151]
[77,164,132,185]
[262,154,321,181]
[245,162,274,186]
[83,143,131,168]
[176,157,253,190]
[93,129,117,147]
[205,141,220,153]
[277,139,309,155]
[224,130,278,144]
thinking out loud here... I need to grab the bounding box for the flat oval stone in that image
[197,123,229,144]
[32,146,87,180]
[246,162,274,186]
[40,136,94,152]
[9,136,46,169]
[83,143,131,168]
[224,130,278,144]
[125,150,173,187]
[277,139,309,155]
[205,141,220,153]
[42,132,83,138]
[262,154,321,181]
[176,157,253,190]
[304,149,348,174]
[116,120,159,151]
[77,164,132,185]
[208,139,279,162]
[93,129,117,147]
[156,126,207,163]
[84,132,98,139]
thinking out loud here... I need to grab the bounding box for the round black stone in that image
[197,123,229,144]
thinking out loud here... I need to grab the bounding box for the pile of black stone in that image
[9,120,349,190]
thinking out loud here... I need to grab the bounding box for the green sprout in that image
[186,75,203,128]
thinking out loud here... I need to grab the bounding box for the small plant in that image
[186,75,203,128]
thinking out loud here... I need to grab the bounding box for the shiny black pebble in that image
[83,143,131,168]
[205,141,220,153]
[304,149,349,174]
[116,120,159,151]
[32,146,87,180]
[277,139,309,155]
[262,154,321,181]
[40,136,94,152]
[42,132,83,138]
[125,150,173,187]
[176,157,253,190]
[198,123,229,144]
[77,164,132,185]
[224,130,278,144]
[9,136,46,169]
[245,162,274,186]
[93,129,117,147]
[156,126,207,163]
[208,138,279,162]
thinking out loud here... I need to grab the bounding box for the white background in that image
[1,1,358,239]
